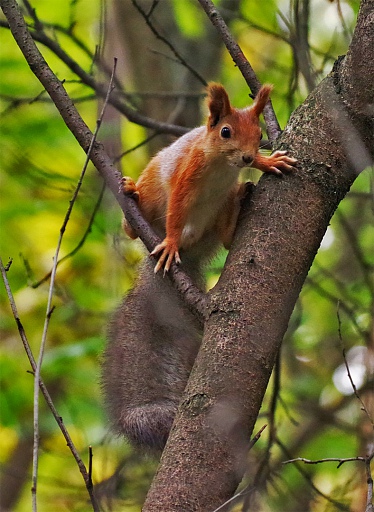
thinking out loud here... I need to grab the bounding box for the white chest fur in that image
[181,158,240,247]
[156,126,241,248]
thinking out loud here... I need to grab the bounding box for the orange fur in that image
[122,83,297,273]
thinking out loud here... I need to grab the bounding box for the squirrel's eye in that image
[221,126,231,139]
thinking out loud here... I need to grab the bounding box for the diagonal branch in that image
[0,0,207,324]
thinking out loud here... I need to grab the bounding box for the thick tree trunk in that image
[143,1,374,510]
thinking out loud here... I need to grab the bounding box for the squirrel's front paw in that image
[121,176,139,200]
[150,239,181,274]
[267,150,297,175]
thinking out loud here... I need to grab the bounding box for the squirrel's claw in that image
[253,150,297,176]
[151,240,181,274]
[267,150,297,174]
[121,176,139,200]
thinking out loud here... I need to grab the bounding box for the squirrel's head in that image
[205,83,272,168]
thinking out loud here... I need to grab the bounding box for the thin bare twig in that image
[276,437,350,511]
[335,0,353,44]
[283,450,374,511]
[365,448,374,512]
[337,302,374,428]
[131,0,207,86]
[0,257,100,511]
[248,424,267,451]
[290,0,316,92]
[88,446,94,489]
[30,55,117,512]
[113,132,160,164]
[283,454,371,468]
[31,181,106,288]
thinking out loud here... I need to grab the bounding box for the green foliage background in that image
[0,0,372,510]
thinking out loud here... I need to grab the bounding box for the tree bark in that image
[142,1,374,510]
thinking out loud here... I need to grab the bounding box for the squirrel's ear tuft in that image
[251,84,273,117]
[206,83,232,127]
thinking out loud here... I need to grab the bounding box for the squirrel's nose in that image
[242,154,254,165]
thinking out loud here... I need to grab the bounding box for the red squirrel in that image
[102,84,296,451]
[122,83,296,273]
